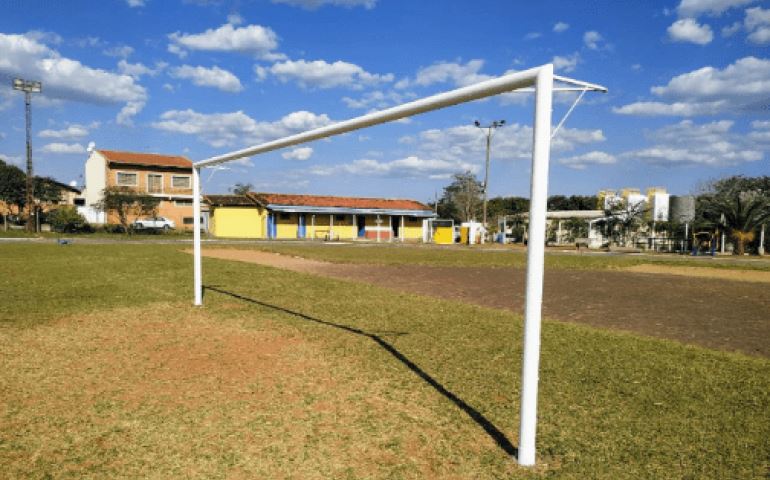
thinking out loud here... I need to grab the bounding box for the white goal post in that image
[190,63,606,466]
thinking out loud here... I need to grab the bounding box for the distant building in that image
[205,192,435,241]
[81,148,197,228]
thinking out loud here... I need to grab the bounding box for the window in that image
[116,172,137,186]
[74,198,85,206]
[335,215,346,222]
[183,217,204,225]
[172,175,191,189]
[175,200,193,207]
[279,213,291,220]
[148,174,163,193]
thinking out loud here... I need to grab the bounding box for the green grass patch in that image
[0,244,768,478]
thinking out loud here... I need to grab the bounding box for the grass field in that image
[1,243,768,479]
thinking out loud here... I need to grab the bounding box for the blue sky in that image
[1,0,768,202]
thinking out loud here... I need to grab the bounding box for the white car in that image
[133,216,175,231]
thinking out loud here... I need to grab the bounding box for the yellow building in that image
[206,192,434,241]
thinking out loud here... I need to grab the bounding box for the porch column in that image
[400,215,405,242]
[329,214,334,240]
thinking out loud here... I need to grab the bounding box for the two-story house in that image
[82,148,196,229]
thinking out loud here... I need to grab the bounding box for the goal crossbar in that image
[190,63,606,467]
[193,67,605,169]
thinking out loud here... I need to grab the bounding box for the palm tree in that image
[700,184,770,255]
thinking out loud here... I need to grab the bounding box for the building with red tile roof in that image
[81,147,199,229]
[205,192,435,241]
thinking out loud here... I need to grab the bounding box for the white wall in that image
[84,150,106,208]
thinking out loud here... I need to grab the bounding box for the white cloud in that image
[40,142,86,154]
[0,32,146,125]
[621,119,763,166]
[271,0,376,9]
[614,56,770,116]
[253,65,268,81]
[103,45,134,58]
[722,20,742,36]
[677,0,753,17]
[552,53,581,73]
[0,89,13,111]
[24,30,62,45]
[749,120,770,142]
[0,154,23,166]
[267,59,393,89]
[309,156,478,180]
[342,89,416,109]
[613,101,728,116]
[524,32,542,40]
[170,65,243,92]
[282,147,313,160]
[118,59,164,78]
[553,22,570,33]
[126,0,146,7]
[559,151,617,170]
[667,18,714,44]
[168,23,282,60]
[583,30,605,50]
[152,109,333,148]
[39,124,91,139]
[409,59,491,88]
[401,123,605,171]
[745,7,770,44]
[227,13,244,25]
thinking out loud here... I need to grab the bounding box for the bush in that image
[48,207,91,233]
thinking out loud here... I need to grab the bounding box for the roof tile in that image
[99,149,192,169]
[247,192,430,211]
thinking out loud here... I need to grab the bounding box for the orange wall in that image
[106,166,193,196]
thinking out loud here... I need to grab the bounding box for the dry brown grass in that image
[0,302,519,479]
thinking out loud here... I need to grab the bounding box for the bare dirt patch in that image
[191,247,330,273]
[624,264,770,283]
[199,248,770,358]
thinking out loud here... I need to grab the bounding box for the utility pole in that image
[474,120,505,230]
[13,78,42,233]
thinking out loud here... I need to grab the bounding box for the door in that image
[391,216,399,238]
[357,215,366,237]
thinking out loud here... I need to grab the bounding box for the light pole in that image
[13,78,42,233]
[474,119,505,231]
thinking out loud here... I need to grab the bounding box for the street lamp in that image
[474,119,505,230]
[12,78,42,233]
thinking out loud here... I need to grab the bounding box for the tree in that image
[231,183,253,195]
[437,171,483,222]
[596,198,647,247]
[699,176,770,255]
[547,195,598,211]
[97,186,160,233]
[0,159,26,221]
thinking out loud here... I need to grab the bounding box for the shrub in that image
[48,206,91,233]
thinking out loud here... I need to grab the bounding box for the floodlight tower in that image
[474,119,505,230]
[13,78,42,232]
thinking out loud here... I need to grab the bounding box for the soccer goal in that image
[190,63,606,466]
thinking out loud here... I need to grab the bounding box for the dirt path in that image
[623,264,770,283]
[199,249,770,358]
